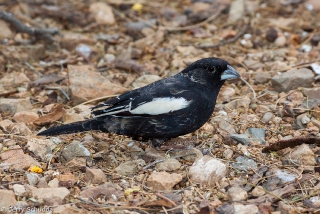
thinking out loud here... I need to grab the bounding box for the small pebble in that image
[265,27,278,42]
[301,44,312,52]
[305,3,314,11]
[301,115,311,124]
[261,112,274,123]
[244,34,252,40]
[274,36,286,47]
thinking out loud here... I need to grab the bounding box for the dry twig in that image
[154,193,177,207]
[0,10,59,42]
[198,21,251,49]
[163,6,224,32]
[262,137,320,153]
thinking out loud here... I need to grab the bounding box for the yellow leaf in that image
[28,165,43,173]
[132,3,143,12]
[124,187,141,196]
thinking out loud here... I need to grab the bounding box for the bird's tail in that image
[37,119,106,136]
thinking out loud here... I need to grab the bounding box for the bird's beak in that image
[221,65,240,80]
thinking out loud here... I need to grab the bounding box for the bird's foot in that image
[148,139,166,148]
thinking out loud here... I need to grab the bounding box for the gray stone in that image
[130,145,146,159]
[26,172,40,186]
[218,120,236,134]
[243,59,264,70]
[115,159,145,175]
[263,168,298,191]
[301,114,311,124]
[303,87,320,100]
[271,68,315,92]
[61,141,91,163]
[255,72,272,84]
[296,113,310,129]
[156,158,181,172]
[231,156,258,172]
[173,148,203,162]
[0,98,32,116]
[261,112,274,123]
[304,196,320,209]
[231,128,265,145]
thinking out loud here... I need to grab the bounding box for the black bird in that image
[37,58,240,146]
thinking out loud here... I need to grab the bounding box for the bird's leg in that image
[149,138,166,148]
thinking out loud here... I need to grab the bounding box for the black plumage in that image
[37,58,240,145]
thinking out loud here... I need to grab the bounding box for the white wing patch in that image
[130,97,191,115]
[92,97,191,118]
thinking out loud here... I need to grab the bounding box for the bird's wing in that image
[91,76,195,118]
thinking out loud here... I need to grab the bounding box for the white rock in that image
[228,186,248,201]
[12,184,26,196]
[233,204,259,214]
[0,190,17,211]
[301,44,312,52]
[311,63,320,75]
[27,138,57,161]
[48,178,60,188]
[32,187,70,200]
[189,156,227,187]
[89,2,115,25]
[228,0,245,23]
[251,185,265,197]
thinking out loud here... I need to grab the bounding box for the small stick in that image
[163,7,223,32]
[71,94,120,109]
[0,10,59,43]
[154,193,177,207]
[45,86,70,100]
[198,21,251,49]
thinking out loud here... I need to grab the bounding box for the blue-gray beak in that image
[221,65,240,80]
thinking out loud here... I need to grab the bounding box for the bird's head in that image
[181,57,240,83]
